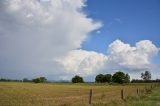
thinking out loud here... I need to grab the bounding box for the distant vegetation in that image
[32,77,47,83]
[73,71,160,83]
[0,77,47,83]
[0,78,22,82]
[131,71,158,83]
[95,74,112,83]
[112,71,130,83]
[141,71,151,81]
[131,79,160,83]
[72,75,84,83]
[95,71,130,83]
[1,71,160,83]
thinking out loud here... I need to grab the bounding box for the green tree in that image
[141,71,151,81]
[72,75,84,83]
[124,73,130,83]
[39,77,47,82]
[32,78,41,83]
[95,74,104,83]
[103,74,112,83]
[23,78,29,82]
[32,77,47,83]
[95,74,112,83]
[112,71,126,83]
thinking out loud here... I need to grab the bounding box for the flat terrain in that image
[0,82,159,106]
[126,86,160,106]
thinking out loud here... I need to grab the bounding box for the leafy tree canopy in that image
[72,75,84,83]
[141,71,151,81]
[112,71,126,84]
[32,77,47,83]
[95,74,112,83]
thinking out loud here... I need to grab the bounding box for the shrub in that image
[72,75,84,83]
[32,77,47,83]
[112,71,126,83]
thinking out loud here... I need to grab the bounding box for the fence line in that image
[86,83,158,105]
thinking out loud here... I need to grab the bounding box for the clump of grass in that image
[125,95,140,101]
[145,88,152,94]
[92,102,117,106]
[100,93,106,100]
[139,94,148,99]
[127,101,155,106]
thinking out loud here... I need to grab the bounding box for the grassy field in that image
[0,82,159,106]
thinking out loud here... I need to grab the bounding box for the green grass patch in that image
[126,86,160,106]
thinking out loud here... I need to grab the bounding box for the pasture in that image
[0,82,159,106]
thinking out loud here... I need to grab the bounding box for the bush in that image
[23,78,31,82]
[95,74,112,83]
[103,74,112,83]
[112,71,126,84]
[95,74,104,83]
[32,77,47,83]
[72,75,84,83]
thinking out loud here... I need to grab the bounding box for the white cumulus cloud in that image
[107,40,159,69]
[56,49,107,77]
[56,40,160,79]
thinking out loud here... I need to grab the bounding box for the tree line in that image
[0,77,47,83]
[131,71,160,83]
[72,71,130,83]
[1,71,159,83]
[72,71,160,83]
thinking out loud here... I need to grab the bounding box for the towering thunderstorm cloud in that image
[0,0,101,79]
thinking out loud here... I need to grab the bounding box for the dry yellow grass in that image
[0,82,152,106]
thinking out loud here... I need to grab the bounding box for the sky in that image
[83,0,160,53]
[0,0,160,81]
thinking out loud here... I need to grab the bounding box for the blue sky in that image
[82,0,160,54]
